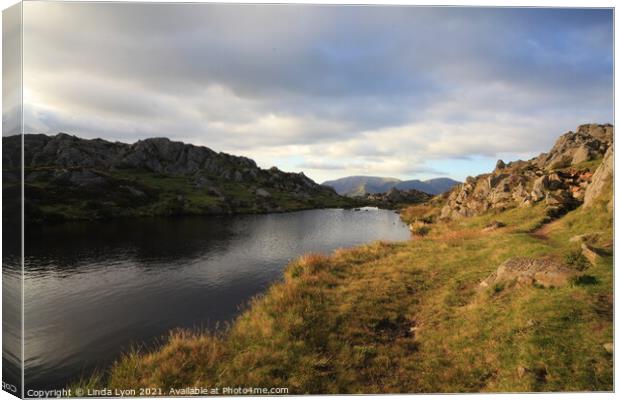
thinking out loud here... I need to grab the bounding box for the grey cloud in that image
[297,161,348,170]
[19,3,613,181]
[3,3,22,136]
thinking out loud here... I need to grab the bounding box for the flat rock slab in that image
[480,257,579,289]
[581,243,602,265]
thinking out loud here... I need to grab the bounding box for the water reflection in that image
[20,208,409,390]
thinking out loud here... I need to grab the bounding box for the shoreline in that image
[21,203,390,227]
[68,196,612,393]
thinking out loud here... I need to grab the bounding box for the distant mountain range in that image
[322,176,460,197]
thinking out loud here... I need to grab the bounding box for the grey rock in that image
[122,185,146,198]
[581,243,601,266]
[256,188,272,197]
[193,175,211,189]
[531,176,548,202]
[483,220,506,232]
[583,146,613,208]
[572,144,591,164]
[480,257,579,289]
[67,170,107,187]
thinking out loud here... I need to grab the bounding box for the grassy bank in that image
[77,188,613,393]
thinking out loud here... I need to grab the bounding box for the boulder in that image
[256,188,272,197]
[480,257,579,289]
[571,145,591,164]
[569,234,588,243]
[66,170,107,187]
[122,185,146,198]
[482,221,506,232]
[581,243,601,265]
[546,173,563,190]
[583,146,613,208]
[569,232,602,244]
[531,176,548,202]
[545,192,567,207]
[193,175,211,189]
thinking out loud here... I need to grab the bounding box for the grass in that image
[554,158,603,173]
[20,167,354,223]
[74,186,613,394]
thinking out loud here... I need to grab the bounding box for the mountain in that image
[2,133,352,223]
[323,175,459,196]
[394,177,461,195]
[322,176,401,197]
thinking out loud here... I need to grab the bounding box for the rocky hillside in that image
[439,124,613,220]
[362,187,432,208]
[2,133,351,223]
[323,175,459,196]
[322,176,401,196]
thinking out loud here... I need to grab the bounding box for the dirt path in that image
[530,219,561,240]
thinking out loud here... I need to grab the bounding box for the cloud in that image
[20,3,613,182]
[297,160,349,171]
[2,4,22,137]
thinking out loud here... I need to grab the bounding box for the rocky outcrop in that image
[3,133,350,223]
[8,133,260,178]
[536,124,613,170]
[4,134,338,197]
[440,124,613,220]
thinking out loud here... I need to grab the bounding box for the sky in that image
[7,3,614,183]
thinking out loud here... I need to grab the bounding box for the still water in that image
[10,208,410,390]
